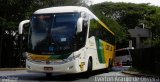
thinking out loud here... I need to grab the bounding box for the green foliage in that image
[90,2,160,47]
[25,0,88,18]
[0,0,87,29]
[90,4,128,43]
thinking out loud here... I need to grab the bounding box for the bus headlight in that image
[64,54,80,63]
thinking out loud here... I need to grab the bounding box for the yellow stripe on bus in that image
[98,20,115,35]
[28,53,50,61]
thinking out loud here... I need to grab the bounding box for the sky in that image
[89,0,160,6]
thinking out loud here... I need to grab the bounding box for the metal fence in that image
[0,30,24,68]
[132,47,160,75]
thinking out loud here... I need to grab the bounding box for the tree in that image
[90,2,160,47]
[90,3,128,44]
[25,0,88,18]
[149,8,160,46]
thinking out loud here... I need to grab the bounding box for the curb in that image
[122,71,158,77]
[0,68,26,71]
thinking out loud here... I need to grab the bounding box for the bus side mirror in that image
[76,18,83,34]
[18,20,30,57]
[18,20,30,34]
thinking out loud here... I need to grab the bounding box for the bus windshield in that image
[28,13,81,55]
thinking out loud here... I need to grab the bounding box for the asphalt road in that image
[0,66,159,82]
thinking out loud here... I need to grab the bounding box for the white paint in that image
[35,6,89,14]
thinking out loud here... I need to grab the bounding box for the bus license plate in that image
[44,67,53,71]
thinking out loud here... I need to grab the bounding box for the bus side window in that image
[110,47,112,51]
[106,45,109,50]
[76,20,88,46]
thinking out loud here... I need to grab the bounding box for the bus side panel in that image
[96,38,111,68]
[103,42,109,68]
[103,42,115,68]
[86,37,106,70]
[95,37,115,69]
[95,38,106,63]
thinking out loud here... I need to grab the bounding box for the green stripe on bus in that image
[96,38,106,63]
[49,54,71,60]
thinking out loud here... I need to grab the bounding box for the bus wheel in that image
[105,59,113,72]
[46,73,52,78]
[108,59,113,71]
[87,58,92,72]
[84,57,92,78]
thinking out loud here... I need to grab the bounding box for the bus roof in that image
[34,6,89,14]
[34,6,115,35]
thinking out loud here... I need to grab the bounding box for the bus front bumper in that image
[26,59,80,73]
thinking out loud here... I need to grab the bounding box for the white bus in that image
[18,6,115,76]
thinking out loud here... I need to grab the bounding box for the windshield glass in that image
[28,13,80,55]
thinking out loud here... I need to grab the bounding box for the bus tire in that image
[105,59,113,72]
[87,57,92,72]
[109,59,113,70]
[84,57,92,78]
[46,73,52,78]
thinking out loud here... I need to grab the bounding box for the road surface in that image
[0,66,159,82]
